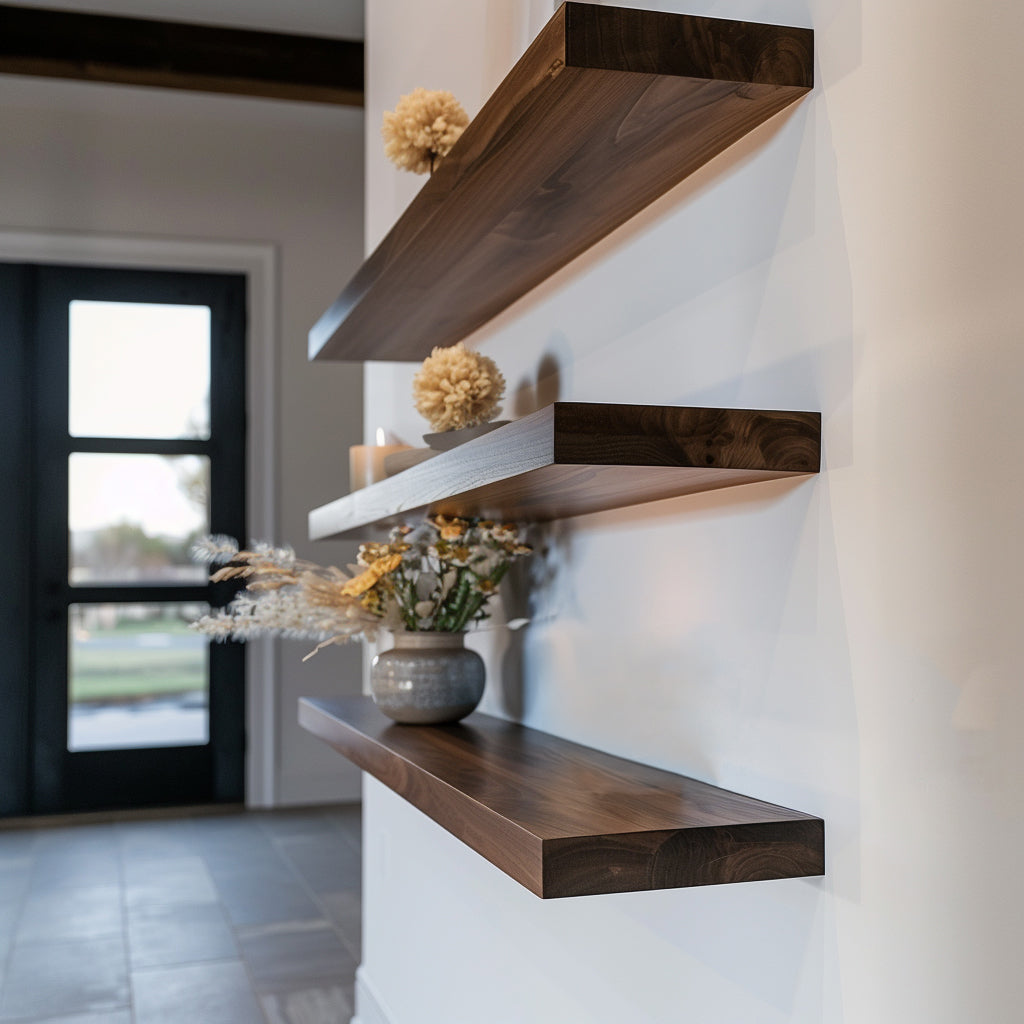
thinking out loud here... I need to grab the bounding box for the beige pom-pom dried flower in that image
[382,88,469,174]
[413,342,505,432]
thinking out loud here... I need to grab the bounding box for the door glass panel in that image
[68,602,209,752]
[69,453,210,585]
[69,300,211,439]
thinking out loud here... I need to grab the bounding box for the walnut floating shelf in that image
[309,403,820,541]
[309,2,813,362]
[300,696,824,898]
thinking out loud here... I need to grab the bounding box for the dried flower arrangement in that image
[413,342,505,433]
[382,88,469,174]
[192,515,531,658]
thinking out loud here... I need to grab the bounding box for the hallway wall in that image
[358,1,1024,1021]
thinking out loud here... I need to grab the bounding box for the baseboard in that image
[351,966,393,1024]
[0,803,246,830]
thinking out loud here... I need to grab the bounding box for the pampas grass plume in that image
[382,88,469,174]
[413,342,505,432]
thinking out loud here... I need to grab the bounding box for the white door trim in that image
[0,228,280,808]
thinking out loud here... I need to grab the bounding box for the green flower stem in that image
[438,571,473,632]
[395,569,417,630]
[458,593,486,629]
[407,577,418,629]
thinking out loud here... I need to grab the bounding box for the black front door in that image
[0,263,247,815]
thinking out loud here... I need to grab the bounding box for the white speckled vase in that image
[370,632,485,725]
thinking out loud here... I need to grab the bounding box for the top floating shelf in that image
[309,2,813,362]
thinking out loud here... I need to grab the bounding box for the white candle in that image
[349,430,412,490]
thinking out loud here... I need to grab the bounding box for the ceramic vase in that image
[370,632,484,725]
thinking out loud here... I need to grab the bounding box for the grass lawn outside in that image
[70,613,208,704]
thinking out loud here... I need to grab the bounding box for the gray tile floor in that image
[0,806,362,1024]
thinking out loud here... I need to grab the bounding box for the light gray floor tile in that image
[254,809,344,840]
[238,922,357,994]
[0,903,13,963]
[30,849,121,892]
[116,820,198,862]
[127,901,238,969]
[0,806,363,1022]
[0,935,128,1020]
[188,819,271,856]
[123,854,217,907]
[0,895,23,937]
[16,885,123,944]
[0,863,32,903]
[319,890,362,959]
[34,826,118,857]
[28,1013,131,1024]
[212,868,323,927]
[330,806,362,852]
[0,832,38,861]
[261,982,354,1024]
[132,960,265,1024]
[276,834,361,894]
[200,841,284,878]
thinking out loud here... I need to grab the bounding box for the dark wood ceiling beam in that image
[0,3,363,106]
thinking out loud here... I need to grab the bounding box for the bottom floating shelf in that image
[299,696,824,899]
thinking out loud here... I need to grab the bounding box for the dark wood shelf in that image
[309,2,813,362]
[309,402,820,541]
[299,695,824,898]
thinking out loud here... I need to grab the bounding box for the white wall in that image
[359,1,1024,1022]
[0,15,367,805]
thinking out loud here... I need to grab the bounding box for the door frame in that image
[0,229,278,808]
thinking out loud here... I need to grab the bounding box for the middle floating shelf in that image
[309,402,820,541]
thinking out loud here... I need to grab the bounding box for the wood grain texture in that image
[309,402,820,540]
[309,2,813,361]
[299,696,825,898]
[0,3,363,106]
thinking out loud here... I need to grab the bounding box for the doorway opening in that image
[1,262,247,815]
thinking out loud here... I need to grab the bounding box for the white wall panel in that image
[360,0,1024,1021]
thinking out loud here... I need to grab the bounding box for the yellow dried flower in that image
[382,88,469,175]
[341,571,379,598]
[413,342,505,432]
[376,553,403,575]
[357,542,392,567]
[341,553,403,597]
[429,514,469,539]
